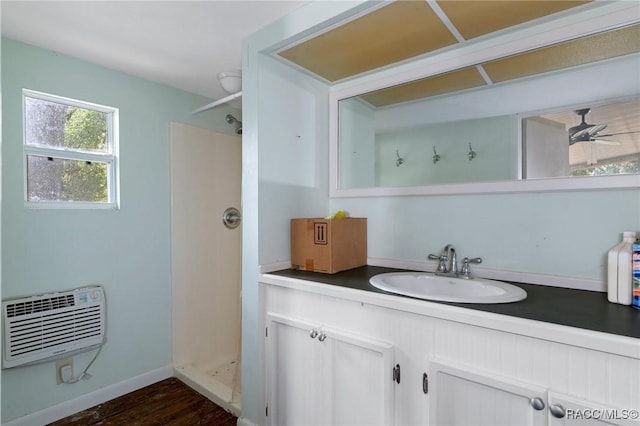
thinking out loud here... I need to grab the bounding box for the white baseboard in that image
[237,416,258,426]
[4,365,173,426]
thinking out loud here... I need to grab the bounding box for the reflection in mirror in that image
[336,24,640,192]
[523,98,639,179]
[338,55,639,189]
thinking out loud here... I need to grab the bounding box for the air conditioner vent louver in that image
[6,294,75,317]
[2,286,106,368]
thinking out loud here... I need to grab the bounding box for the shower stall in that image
[169,122,242,416]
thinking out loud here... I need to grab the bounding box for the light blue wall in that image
[375,115,514,186]
[331,190,640,281]
[339,97,376,188]
[241,2,368,423]
[1,37,237,422]
[258,55,330,266]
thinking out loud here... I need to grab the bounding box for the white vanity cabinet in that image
[428,360,640,426]
[261,277,640,426]
[429,360,547,426]
[264,308,396,425]
[546,393,640,426]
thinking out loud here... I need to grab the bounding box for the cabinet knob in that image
[318,332,327,342]
[530,397,545,411]
[549,404,566,419]
[309,330,318,339]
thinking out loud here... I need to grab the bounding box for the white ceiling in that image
[1,1,310,101]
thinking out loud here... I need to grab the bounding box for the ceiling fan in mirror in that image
[568,108,637,146]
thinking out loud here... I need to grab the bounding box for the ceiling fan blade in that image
[596,130,640,137]
[571,123,607,140]
[587,123,607,135]
[570,127,592,139]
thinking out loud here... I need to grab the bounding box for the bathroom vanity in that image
[260,266,640,426]
[244,2,640,426]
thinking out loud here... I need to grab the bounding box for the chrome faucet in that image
[444,244,458,275]
[428,244,482,279]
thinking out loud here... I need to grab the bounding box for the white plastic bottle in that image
[617,231,637,305]
[608,231,636,304]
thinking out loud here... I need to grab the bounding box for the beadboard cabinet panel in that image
[266,314,328,425]
[261,280,640,426]
[265,311,395,426]
[429,317,640,411]
[429,361,547,426]
[547,392,640,426]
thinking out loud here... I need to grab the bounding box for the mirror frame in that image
[329,2,640,198]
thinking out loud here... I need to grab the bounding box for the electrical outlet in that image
[56,358,73,384]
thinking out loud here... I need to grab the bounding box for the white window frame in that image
[22,89,120,209]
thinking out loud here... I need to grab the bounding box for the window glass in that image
[24,97,109,153]
[23,90,118,208]
[26,155,109,203]
[523,97,640,179]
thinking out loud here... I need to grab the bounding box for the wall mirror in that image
[523,98,639,180]
[331,21,640,197]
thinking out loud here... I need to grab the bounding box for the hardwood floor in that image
[48,378,238,426]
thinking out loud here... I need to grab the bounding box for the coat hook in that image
[467,142,477,161]
[395,149,405,167]
[432,146,440,164]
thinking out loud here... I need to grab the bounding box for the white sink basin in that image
[369,272,527,304]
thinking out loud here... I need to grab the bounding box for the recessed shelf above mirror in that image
[319,1,640,197]
[277,0,592,83]
[358,24,639,108]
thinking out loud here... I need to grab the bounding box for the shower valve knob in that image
[318,333,327,342]
[309,330,318,339]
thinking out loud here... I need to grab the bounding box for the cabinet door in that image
[325,325,395,426]
[266,313,395,426]
[429,360,547,426]
[266,313,330,426]
[547,392,640,426]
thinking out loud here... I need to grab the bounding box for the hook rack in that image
[467,143,477,161]
[396,149,405,167]
[432,146,440,164]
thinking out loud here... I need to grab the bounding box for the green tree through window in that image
[23,90,117,206]
[62,108,108,202]
[571,159,639,177]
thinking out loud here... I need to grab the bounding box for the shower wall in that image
[169,122,242,413]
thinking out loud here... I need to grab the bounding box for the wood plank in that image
[48,378,237,426]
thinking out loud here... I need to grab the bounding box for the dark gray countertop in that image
[269,266,640,339]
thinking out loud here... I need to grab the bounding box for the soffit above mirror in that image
[360,66,486,107]
[277,0,590,83]
[436,1,591,40]
[483,24,640,83]
[361,23,640,108]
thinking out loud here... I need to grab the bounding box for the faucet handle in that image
[428,253,448,273]
[460,257,482,278]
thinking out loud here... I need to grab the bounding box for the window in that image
[23,89,119,208]
[570,155,640,176]
[523,97,640,180]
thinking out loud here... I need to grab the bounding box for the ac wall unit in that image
[2,285,106,368]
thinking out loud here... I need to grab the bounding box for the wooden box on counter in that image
[290,218,367,274]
